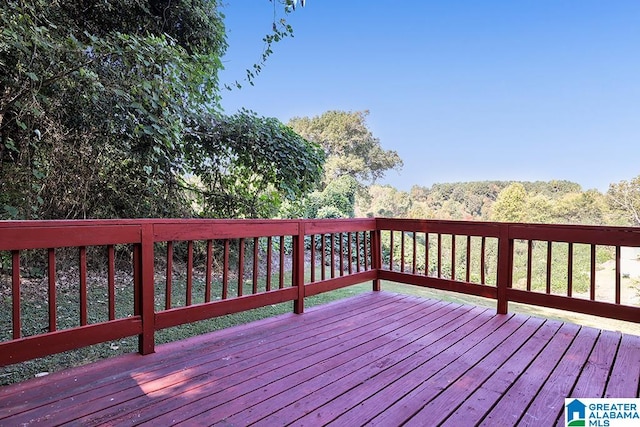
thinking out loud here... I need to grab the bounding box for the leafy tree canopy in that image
[288,110,403,187]
[185,110,324,218]
[359,180,612,225]
[0,0,321,219]
[303,175,358,219]
[356,184,412,218]
[490,183,528,223]
[607,175,640,226]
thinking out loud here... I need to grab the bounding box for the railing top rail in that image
[376,218,503,237]
[0,224,143,250]
[302,218,377,234]
[508,223,640,246]
[0,218,305,228]
[153,221,301,241]
[0,218,380,245]
[377,218,640,245]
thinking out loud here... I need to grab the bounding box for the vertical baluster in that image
[279,236,285,289]
[186,241,193,306]
[567,242,573,297]
[412,231,417,274]
[615,246,621,304]
[355,232,361,273]
[165,241,173,309]
[238,238,245,297]
[253,237,259,294]
[310,234,316,282]
[222,239,230,299]
[590,244,596,301]
[266,236,273,291]
[363,231,369,271]
[347,232,353,275]
[12,250,21,339]
[424,232,429,276]
[526,240,533,291]
[400,231,405,273]
[546,241,552,294]
[480,237,486,284]
[205,240,213,303]
[48,248,57,331]
[466,236,471,283]
[389,230,394,271]
[321,234,326,280]
[451,234,456,281]
[437,234,442,278]
[79,246,88,326]
[108,245,115,320]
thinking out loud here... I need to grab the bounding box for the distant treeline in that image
[356,180,629,226]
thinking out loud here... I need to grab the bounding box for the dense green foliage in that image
[289,110,403,188]
[302,175,359,219]
[286,110,402,219]
[357,179,628,226]
[0,0,321,219]
[186,110,324,218]
[608,175,640,226]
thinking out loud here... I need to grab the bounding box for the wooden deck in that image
[1,292,638,426]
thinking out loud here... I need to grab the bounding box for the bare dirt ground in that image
[581,248,640,306]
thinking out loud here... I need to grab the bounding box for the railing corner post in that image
[496,223,513,315]
[372,226,382,292]
[138,223,156,354]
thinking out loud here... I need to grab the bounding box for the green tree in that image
[607,175,640,226]
[524,194,553,224]
[0,0,318,220]
[303,176,359,219]
[491,183,528,222]
[287,110,403,220]
[185,111,324,218]
[288,110,403,187]
[1,0,226,218]
[410,181,507,221]
[357,184,412,218]
[522,180,582,198]
[553,190,607,225]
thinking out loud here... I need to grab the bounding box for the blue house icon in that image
[567,399,586,422]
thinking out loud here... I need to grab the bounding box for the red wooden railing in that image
[1,218,638,367]
[378,218,640,322]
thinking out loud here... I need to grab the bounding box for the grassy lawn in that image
[379,281,640,336]
[1,278,638,386]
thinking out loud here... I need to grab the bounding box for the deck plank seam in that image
[403,315,547,426]
[141,304,470,426]
[0,292,404,416]
[250,306,496,422]
[441,317,560,426]
[67,296,448,426]
[478,321,581,426]
[360,310,517,426]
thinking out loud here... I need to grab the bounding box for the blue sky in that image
[218,1,639,192]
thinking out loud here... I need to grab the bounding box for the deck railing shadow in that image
[1,218,638,367]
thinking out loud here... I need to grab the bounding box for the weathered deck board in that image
[569,329,622,399]
[0,291,637,427]
[523,326,600,426]
[605,333,640,398]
